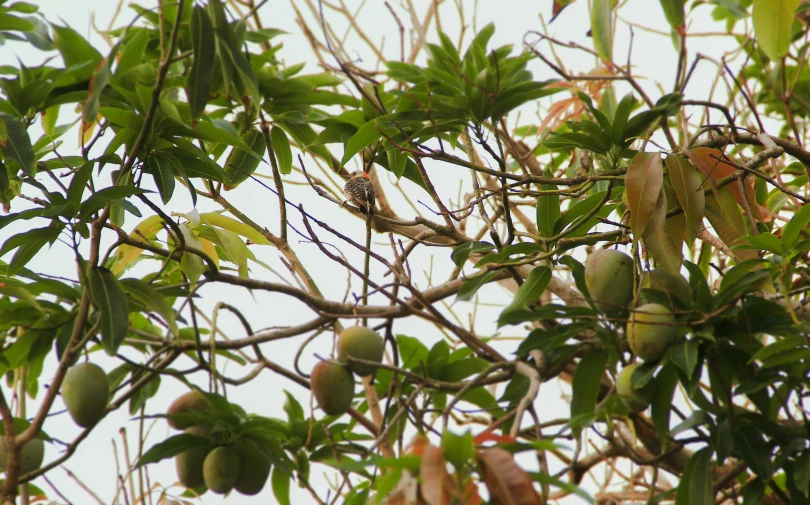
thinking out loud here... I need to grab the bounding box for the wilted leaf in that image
[684,148,763,223]
[666,155,704,242]
[420,444,456,505]
[626,151,663,238]
[642,192,682,273]
[478,448,541,505]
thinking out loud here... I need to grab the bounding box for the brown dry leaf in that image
[478,448,542,505]
[420,444,456,505]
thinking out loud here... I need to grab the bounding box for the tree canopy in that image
[0,0,810,504]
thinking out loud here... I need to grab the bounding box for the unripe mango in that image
[627,303,678,361]
[639,268,692,308]
[338,326,384,377]
[203,446,241,494]
[167,390,210,430]
[311,361,354,416]
[235,442,272,495]
[0,437,45,475]
[61,362,110,428]
[584,249,634,314]
[175,426,212,489]
[616,364,654,412]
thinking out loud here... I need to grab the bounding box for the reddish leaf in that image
[642,192,682,273]
[684,148,763,223]
[666,155,705,242]
[474,432,517,445]
[463,480,483,505]
[626,152,664,238]
[420,445,456,505]
[478,448,542,505]
[551,0,576,21]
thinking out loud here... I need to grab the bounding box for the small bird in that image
[344,171,375,216]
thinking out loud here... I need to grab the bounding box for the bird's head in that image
[349,171,372,180]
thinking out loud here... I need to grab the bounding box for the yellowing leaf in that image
[201,212,271,245]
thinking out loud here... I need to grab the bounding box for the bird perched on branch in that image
[344,171,375,216]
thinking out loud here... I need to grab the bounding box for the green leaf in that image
[397,334,429,370]
[659,0,685,29]
[651,363,678,438]
[88,266,129,356]
[668,338,700,378]
[51,24,102,76]
[270,126,292,175]
[451,241,495,267]
[782,203,810,250]
[626,151,663,237]
[498,266,551,326]
[386,147,407,179]
[271,466,291,505]
[223,128,266,187]
[136,433,212,468]
[341,119,382,167]
[456,271,499,302]
[116,28,148,75]
[590,0,614,62]
[0,13,34,31]
[752,0,800,62]
[0,113,36,176]
[187,6,215,120]
[732,425,773,480]
[147,153,175,204]
[283,390,304,422]
[441,430,475,470]
[82,60,110,127]
[570,349,608,437]
[675,448,713,505]
[536,184,560,238]
[120,278,178,336]
[0,226,60,275]
[794,450,810,497]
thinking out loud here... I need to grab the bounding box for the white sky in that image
[0,0,751,504]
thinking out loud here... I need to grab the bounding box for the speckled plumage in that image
[344,171,375,215]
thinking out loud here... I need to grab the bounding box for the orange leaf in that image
[684,148,763,223]
[407,434,431,457]
[478,448,542,505]
[420,445,456,505]
[626,151,663,237]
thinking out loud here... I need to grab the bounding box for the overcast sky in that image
[0,0,745,503]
